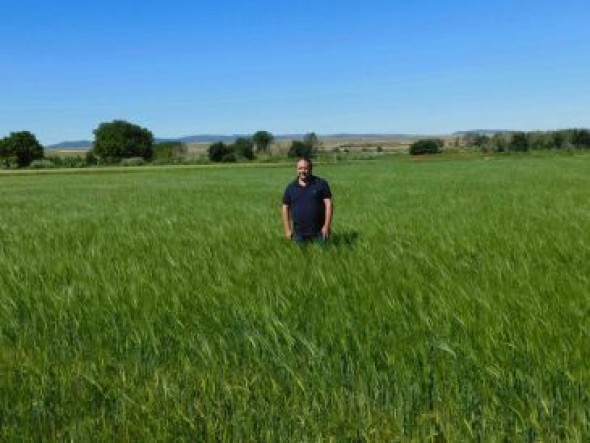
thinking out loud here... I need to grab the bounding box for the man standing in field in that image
[282,158,333,243]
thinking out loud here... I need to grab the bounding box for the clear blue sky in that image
[2,0,589,145]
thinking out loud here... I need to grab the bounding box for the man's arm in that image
[321,198,333,239]
[282,204,293,239]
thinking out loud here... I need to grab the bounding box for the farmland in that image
[1,154,589,441]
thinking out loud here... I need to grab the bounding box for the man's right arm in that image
[282,204,293,239]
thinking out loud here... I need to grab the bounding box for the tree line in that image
[460,129,590,153]
[206,131,321,162]
[408,129,590,156]
[2,121,590,168]
[0,120,326,168]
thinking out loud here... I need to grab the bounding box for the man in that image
[282,158,333,243]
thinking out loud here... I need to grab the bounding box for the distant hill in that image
[453,130,513,136]
[48,140,92,149]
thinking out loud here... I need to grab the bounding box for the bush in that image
[29,159,55,169]
[409,139,443,155]
[208,142,231,162]
[85,150,98,166]
[288,140,314,158]
[571,129,590,148]
[151,157,184,166]
[221,153,237,163]
[232,137,255,160]
[208,139,255,162]
[120,157,147,167]
[0,158,19,169]
[64,156,87,168]
[509,132,529,152]
[153,141,187,161]
[45,155,90,168]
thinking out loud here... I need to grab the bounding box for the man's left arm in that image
[321,197,333,239]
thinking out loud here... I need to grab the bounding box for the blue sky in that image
[2,0,589,145]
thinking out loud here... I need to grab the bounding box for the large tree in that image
[0,131,44,167]
[252,130,274,153]
[92,120,154,161]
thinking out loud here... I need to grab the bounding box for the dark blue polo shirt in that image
[283,175,332,236]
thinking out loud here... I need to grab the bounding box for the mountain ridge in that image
[47,131,514,149]
[47,133,431,149]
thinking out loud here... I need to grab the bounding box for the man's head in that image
[296,158,312,182]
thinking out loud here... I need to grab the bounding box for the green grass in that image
[1,155,589,441]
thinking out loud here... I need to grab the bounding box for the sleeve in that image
[282,185,291,205]
[320,180,332,199]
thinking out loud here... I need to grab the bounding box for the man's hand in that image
[321,225,330,240]
[282,205,293,240]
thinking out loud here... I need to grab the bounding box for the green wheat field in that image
[1,154,589,441]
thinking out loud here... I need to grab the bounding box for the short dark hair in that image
[297,157,313,170]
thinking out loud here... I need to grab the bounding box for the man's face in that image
[296,160,311,182]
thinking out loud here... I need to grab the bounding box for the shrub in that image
[60,156,87,168]
[0,158,19,169]
[221,153,237,163]
[120,157,147,167]
[154,141,187,161]
[85,150,98,166]
[571,129,590,148]
[45,155,88,168]
[151,157,184,166]
[232,137,255,160]
[509,132,529,152]
[29,159,55,169]
[288,140,314,158]
[208,142,231,162]
[409,138,443,155]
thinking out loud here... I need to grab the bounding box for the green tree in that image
[208,141,231,162]
[232,137,255,160]
[92,120,154,162]
[303,132,320,152]
[288,140,314,159]
[571,129,590,148]
[252,130,274,153]
[287,132,320,159]
[0,131,44,167]
[409,138,443,155]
